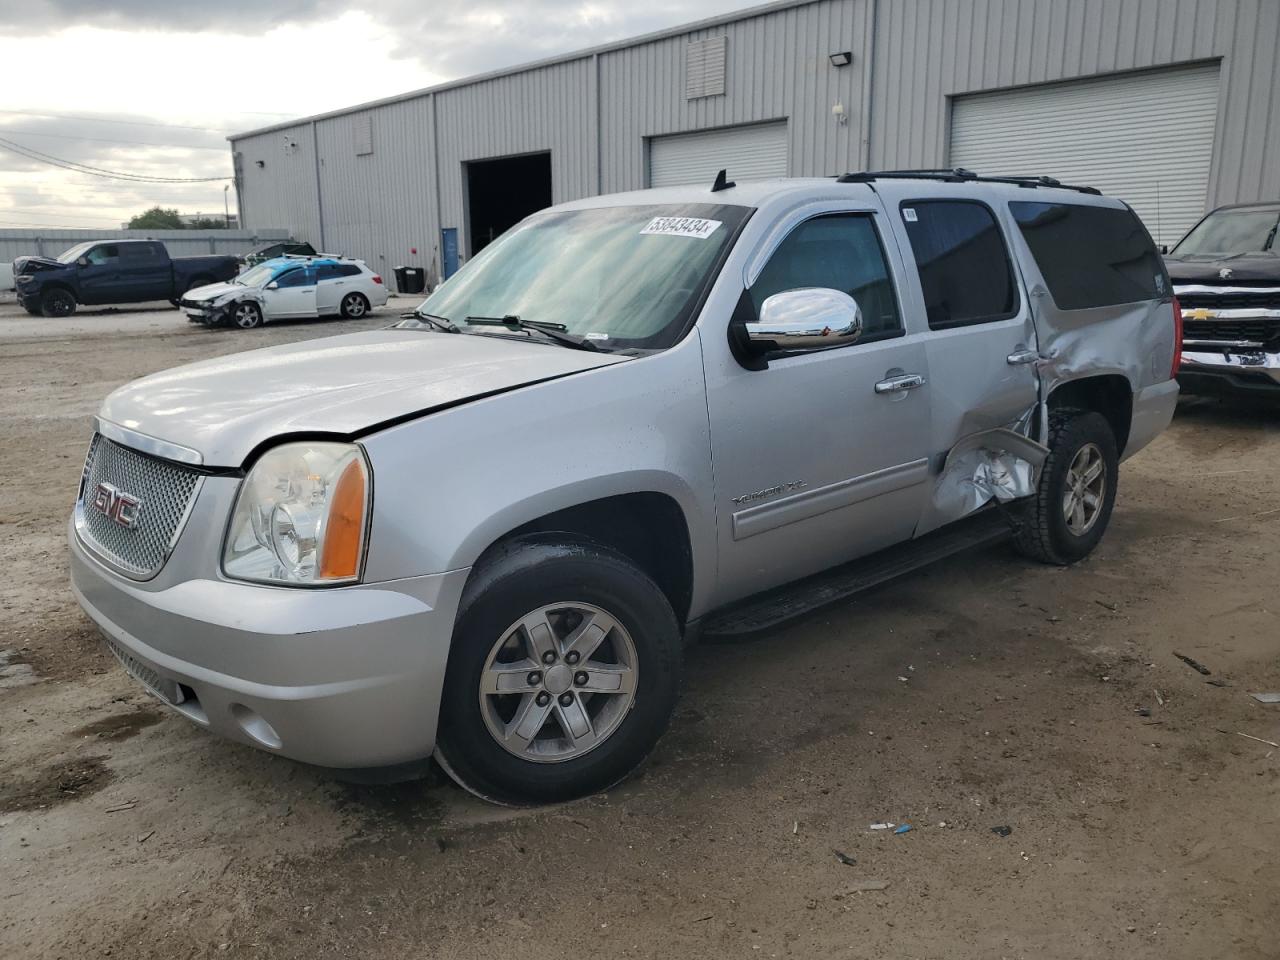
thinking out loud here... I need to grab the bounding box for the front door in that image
[77,243,121,303]
[704,207,935,604]
[267,265,317,318]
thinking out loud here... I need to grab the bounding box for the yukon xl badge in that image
[92,482,142,529]
[731,480,807,505]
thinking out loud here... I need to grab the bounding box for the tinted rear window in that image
[1010,202,1168,310]
[899,200,1018,329]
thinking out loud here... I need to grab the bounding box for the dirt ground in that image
[1,298,1278,960]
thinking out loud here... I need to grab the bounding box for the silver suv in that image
[69,172,1180,804]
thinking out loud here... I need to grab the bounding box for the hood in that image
[13,255,65,275]
[1164,253,1280,284]
[99,329,626,466]
[185,280,245,302]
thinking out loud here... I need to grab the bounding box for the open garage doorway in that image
[464,151,552,256]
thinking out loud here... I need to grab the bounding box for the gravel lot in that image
[1,300,1278,960]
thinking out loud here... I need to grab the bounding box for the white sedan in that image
[180,256,389,329]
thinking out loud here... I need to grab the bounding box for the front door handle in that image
[875,373,926,394]
[1007,349,1041,365]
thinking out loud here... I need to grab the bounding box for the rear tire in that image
[340,292,370,319]
[40,288,76,318]
[434,535,682,805]
[1013,410,1118,565]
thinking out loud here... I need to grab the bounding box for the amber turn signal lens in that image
[319,457,367,579]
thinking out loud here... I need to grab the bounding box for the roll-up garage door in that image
[950,63,1220,247]
[648,121,788,189]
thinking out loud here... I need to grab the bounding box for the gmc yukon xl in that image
[68,172,1179,804]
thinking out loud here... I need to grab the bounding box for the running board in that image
[700,510,1013,640]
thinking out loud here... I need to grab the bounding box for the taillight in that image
[371,274,383,285]
[1170,295,1183,378]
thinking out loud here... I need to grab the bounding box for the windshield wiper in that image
[401,310,460,333]
[464,314,598,352]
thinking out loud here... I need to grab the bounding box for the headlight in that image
[222,441,370,585]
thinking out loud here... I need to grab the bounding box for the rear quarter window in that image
[1010,201,1168,310]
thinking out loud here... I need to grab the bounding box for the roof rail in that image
[836,168,1101,195]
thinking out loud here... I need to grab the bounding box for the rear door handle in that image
[1007,349,1041,365]
[874,373,926,394]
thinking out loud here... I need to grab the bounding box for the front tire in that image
[1014,410,1119,565]
[340,292,370,319]
[41,288,76,317]
[434,536,682,805]
[230,301,263,329]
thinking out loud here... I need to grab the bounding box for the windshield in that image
[238,263,279,286]
[1172,206,1280,256]
[56,242,94,264]
[399,203,750,350]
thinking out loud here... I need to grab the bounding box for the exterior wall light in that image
[829,51,852,67]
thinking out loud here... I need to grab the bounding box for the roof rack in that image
[836,168,1101,195]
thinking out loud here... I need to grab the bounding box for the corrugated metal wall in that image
[870,0,1280,207]
[598,0,870,191]
[0,228,291,264]
[230,0,1280,283]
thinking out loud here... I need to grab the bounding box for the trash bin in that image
[393,266,426,295]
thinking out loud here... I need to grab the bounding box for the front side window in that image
[1171,206,1280,257]
[1011,201,1167,310]
[402,203,751,351]
[86,244,119,265]
[750,213,902,340]
[275,267,313,288]
[900,201,1018,329]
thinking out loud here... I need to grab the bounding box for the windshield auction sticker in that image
[640,217,723,239]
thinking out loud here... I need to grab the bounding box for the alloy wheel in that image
[478,602,639,763]
[1062,442,1106,535]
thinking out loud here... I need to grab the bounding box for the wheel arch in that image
[465,489,697,627]
[1046,373,1133,453]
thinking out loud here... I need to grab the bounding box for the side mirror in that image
[745,288,863,354]
[1160,244,1169,255]
[77,257,89,267]
[266,281,279,290]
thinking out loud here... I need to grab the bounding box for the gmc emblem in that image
[92,482,142,529]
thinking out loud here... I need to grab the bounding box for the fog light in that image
[230,703,282,749]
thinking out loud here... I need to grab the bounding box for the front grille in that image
[77,434,201,579]
[1178,290,1280,311]
[1183,318,1280,347]
[104,635,163,691]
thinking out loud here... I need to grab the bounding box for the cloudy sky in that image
[0,0,753,230]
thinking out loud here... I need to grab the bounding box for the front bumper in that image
[70,520,469,769]
[1178,347,1280,397]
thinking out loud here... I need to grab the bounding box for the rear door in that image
[886,195,1041,534]
[314,262,344,314]
[266,265,317,318]
[118,242,171,301]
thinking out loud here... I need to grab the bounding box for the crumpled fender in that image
[926,427,1049,532]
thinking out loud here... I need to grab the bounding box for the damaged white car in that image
[180,255,388,328]
[71,172,1179,804]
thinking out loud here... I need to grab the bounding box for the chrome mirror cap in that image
[745,287,863,353]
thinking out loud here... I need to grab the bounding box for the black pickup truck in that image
[13,240,239,317]
[1165,201,1280,398]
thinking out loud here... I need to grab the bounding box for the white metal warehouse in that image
[229,0,1280,289]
